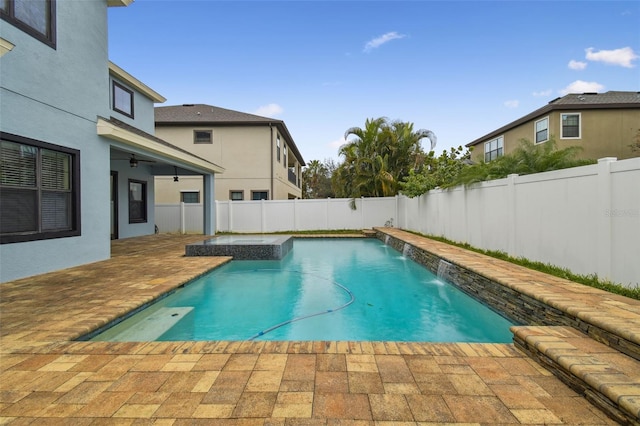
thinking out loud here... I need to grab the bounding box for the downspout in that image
[269,123,274,200]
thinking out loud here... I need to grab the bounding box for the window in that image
[112,81,134,118]
[181,191,200,203]
[0,0,56,48]
[128,180,147,223]
[230,190,244,201]
[0,132,79,244]
[283,144,287,168]
[194,130,212,144]
[251,191,268,200]
[535,117,549,144]
[276,135,281,162]
[484,136,503,162]
[561,113,580,138]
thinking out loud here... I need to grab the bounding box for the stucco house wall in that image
[1,1,223,283]
[0,1,112,282]
[468,92,640,163]
[154,105,304,202]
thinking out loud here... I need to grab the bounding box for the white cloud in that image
[253,103,284,117]
[329,136,346,150]
[363,32,406,53]
[504,100,519,109]
[568,60,587,70]
[559,80,605,95]
[585,47,638,68]
[533,89,553,97]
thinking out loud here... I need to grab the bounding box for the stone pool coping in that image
[0,230,636,424]
[378,227,640,424]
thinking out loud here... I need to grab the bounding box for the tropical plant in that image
[449,137,595,187]
[333,117,436,207]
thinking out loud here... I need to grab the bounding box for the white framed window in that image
[194,130,212,144]
[561,113,580,139]
[113,81,134,118]
[535,117,549,144]
[276,135,281,162]
[180,191,200,203]
[484,136,504,162]
[283,144,287,168]
[230,190,244,201]
[251,190,269,200]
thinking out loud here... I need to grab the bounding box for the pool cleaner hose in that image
[247,269,355,340]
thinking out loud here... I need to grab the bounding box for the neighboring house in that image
[154,104,305,202]
[0,1,222,283]
[467,91,640,163]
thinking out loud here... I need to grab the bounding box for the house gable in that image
[467,91,640,162]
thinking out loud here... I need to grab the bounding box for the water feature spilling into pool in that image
[92,238,514,342]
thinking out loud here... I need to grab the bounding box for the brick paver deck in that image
[0,230,633,424]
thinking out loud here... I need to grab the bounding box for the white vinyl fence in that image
[155,197,398,235]
[155,157,639,288]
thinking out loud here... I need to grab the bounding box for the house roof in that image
[466,91,640,147]
[98,116,225,174]
[155,104,305,166]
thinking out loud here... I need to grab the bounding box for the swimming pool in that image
[92,238,514,342]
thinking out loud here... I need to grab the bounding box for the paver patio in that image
[1,230,635,424]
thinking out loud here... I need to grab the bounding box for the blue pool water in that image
[92,238,514,342]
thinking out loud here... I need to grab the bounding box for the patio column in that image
[203,173,215,235]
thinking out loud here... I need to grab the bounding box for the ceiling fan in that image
[114,154,156,168]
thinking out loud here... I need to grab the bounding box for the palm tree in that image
[335,117,437,206]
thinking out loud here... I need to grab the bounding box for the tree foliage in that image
[400,146,470,197]
[302,159,336,198]
[400,138,595,198]
[332,117,436,206]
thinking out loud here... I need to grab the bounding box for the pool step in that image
[512,325,640,425]
[362,229,377,238]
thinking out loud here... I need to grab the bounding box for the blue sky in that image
[108,1,640,164]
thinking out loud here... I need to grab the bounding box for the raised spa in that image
[185,235,293,260]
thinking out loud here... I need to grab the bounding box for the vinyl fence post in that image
[506,174,518,257]
[597,157,616,282]
[180,201,186,234]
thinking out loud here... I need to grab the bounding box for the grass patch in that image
[410,231,640,300]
